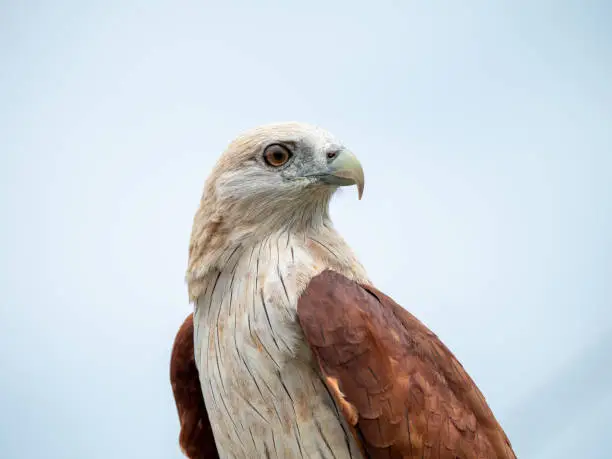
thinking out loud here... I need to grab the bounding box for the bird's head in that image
[187,122,364,296]
[208,121,363,220]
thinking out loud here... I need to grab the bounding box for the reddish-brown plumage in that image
[297,270,517,459]
[170,271,516,458]
[170,314,219,459]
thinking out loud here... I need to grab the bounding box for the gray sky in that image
[1,1,611,458]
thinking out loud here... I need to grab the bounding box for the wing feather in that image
[297,270,517,459]
[170,314,220,459]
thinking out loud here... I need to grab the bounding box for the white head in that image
[209,122,363,222]
[186,122,364,297]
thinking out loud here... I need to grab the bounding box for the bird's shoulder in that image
[297,269,516,459]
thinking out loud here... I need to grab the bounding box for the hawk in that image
[170,122,516,458]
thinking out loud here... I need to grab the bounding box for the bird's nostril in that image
[327,151,338,160]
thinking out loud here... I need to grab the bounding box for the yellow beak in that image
[322,150,365,200]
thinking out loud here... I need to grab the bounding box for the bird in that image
[169,122,517,459]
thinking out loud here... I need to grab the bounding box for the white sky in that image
[1,1,611,458]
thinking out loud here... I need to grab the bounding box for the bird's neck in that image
[186,191,358,301]
[187,218,368,304]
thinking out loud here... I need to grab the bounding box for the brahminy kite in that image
[170,122,516,459]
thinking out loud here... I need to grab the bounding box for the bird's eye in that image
[263,144,292,167]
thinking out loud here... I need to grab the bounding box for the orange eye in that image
[263,144,292,167]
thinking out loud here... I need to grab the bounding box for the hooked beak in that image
[319,150,365,199]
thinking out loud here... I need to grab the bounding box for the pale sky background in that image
[1,1,611,458]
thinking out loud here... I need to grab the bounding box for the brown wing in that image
[170,313,219,459]
[297,270,517,459]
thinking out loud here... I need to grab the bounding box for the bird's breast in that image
[193,233,364,459]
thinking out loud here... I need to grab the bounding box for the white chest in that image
[193,232,365,459]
